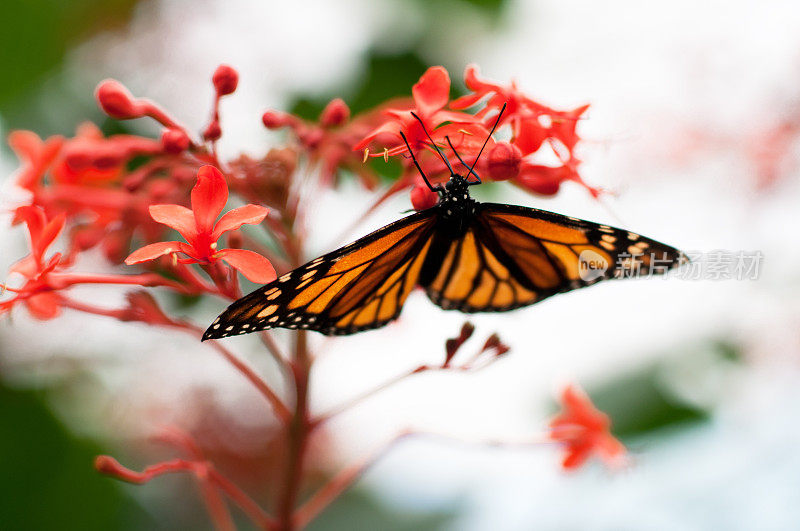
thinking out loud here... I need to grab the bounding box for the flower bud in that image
[261,110,295,129]
[487,141,521,181]
[124,291,177,326]
[212,64,239,96]
[161,128,191,153]
[516,165,563,196]
[203,120,222,142]
[319,98,350,127]
[410,184,438,210]
[95,79,144,119]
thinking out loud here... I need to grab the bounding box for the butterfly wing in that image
[423,202,687,312]
[203,211,437,339]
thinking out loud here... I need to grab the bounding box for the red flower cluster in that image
[2,65,279,318]
[353,65,601,209]
[262,65,599,212]
[2,63,619,529]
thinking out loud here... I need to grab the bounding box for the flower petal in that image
[217,249,276,284]
[561,442,593,470]
[212,204,269,241]
[412,66,451,118]
[149,204,198,242]
[191,165,228,233]
[353,121,402,151]
[9,131,64,190]
[125,241,192,265]
[25,292,62,320]
[463,63,500,93]
[38,214,66,258]
[450,92,486,110]
[430,109,481,126]
[14,205,46,244]
[13,206,64,263]
[514,118,548,155]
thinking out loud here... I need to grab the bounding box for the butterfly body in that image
[203,174,686,340]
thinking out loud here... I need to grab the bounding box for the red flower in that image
[2,207,68,319]
[354,66,481,158]
[56,122,162,186]
[452,65,588,157]
[548,384,627,470]
[452,64,535,120]
[8,130,64,192]
[125,165,275,283]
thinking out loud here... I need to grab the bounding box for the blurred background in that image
[2,0,800,529]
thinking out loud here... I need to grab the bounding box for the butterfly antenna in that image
[466,102,507,178]
[399,131,442,192]
[410,111,456,176]
[445,136,481,184]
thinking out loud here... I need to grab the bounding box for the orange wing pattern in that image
[424,227,541,311]
[204,200,686,339]
[203,212,436,339]
[423,203,686,312]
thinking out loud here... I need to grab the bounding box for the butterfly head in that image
[438,173,476,220]
[403,102,507,204]
[444,173,470,195]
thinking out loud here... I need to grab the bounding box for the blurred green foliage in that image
[590,370,708,440]
[309,488,456,531]
[0,0,138,134]
[587,340,743,440]
[291,51,434,119]
[0,381,152,530]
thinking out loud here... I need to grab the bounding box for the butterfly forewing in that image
[203,212,436,339]
[421,203,686,312]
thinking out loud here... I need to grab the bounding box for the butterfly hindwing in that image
[203,212,436,339]
[422,203,686,313]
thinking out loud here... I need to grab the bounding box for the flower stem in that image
[198,331,292,426]
[292,431,412,528]
[311,365,429,427]
[277,330,312,531]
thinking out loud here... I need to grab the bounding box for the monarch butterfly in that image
[203,104,686,340]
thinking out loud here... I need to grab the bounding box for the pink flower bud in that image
[261,110,295,129]
[94,455,121,476]
[319,98,350,127]
[203,120,222,141]
[517,165,563,196]
[95,79,144,119]
[410,184,438,210]
[487,141,521,181]
[212,64,239,96]
[161,128,191,153]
